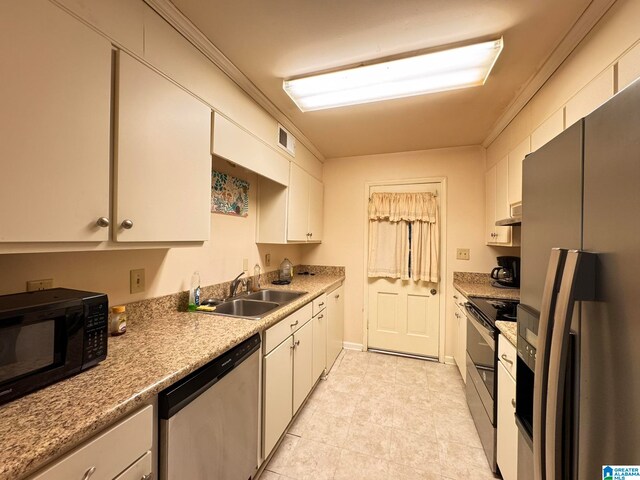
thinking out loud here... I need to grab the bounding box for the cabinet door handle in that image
[318,314,324,319]
[141,475,152,480]
[121,219,134,229]
[511,398,516,408]
[96,217,110,228]
[295,340,300,346]
[455,313,460,319]
[319,302,325,307]
[335,294,340,299]
[453,295,459,300]
[500,353,514,366]
[82,467,96,480]
[290,320,299,328]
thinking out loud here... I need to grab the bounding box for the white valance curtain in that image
[367,192,439,282]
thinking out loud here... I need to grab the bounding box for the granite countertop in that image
[496,320,517,347]
[453,272,520,301]
[0,273,344,480]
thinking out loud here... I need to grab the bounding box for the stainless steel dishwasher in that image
[159,334,260,480]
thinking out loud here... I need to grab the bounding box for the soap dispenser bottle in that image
[188,271,201,311]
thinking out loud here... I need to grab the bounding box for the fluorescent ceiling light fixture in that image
[283,38,503,111]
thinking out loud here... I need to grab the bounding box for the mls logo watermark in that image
[603,466,640,480]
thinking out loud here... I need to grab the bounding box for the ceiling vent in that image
[277,124,295,156]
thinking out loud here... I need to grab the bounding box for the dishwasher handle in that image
[159,333,261,419]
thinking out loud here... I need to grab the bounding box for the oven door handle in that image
[545,250,595,480]
[466,312,494,347]
[533,248,567,480]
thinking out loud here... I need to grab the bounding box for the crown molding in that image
[144,0,325,162]
[482,0,617,147]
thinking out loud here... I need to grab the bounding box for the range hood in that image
[496,204,522,226]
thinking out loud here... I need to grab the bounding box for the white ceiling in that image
[170,0,593,159]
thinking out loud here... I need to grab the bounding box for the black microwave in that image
[0,288,108,406]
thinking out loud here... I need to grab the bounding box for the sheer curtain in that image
[367,192,439,282]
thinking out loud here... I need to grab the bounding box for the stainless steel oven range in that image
[464,296,518,473]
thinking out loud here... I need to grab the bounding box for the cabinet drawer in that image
[452,289,467,310]
[30,405,153,480]
[312,294,327,316]
[265,303,312,354]
[113,451,152,480]
[498,334,517,380]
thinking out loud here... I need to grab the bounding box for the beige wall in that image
[487,0,640,166]
[0,159,302,305]
[301,146,517,359]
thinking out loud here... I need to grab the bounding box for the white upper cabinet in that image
[486,157,518,246]
[287,163,311,241]
[531,109,564,152]
[257,164,324,244]
[114,51,212,242]
[211,112,289,186]
[0,0,112,243]
[287,163,323,243]
[565,67,614,128]
[308,176,324,242]
[52,0,144,55]
[507,137,531,206]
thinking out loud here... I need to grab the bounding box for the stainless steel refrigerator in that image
[515,78,640,480]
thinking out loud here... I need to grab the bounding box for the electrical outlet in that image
[265,253,271,267]
[26,278,53,292]
[243,258,249,272]
[456,248,470,261]
[130,268,145,294]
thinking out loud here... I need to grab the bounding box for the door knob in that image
[96,217,110,228]
[121,219,134,229]
[430,289,437,295]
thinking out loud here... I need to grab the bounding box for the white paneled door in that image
[366,182,440,358]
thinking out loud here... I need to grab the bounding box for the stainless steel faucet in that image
[229,272,246,298]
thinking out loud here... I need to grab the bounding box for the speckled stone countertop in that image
[496,320,518,347]
[0,273,344,480]
[453,272,520,301]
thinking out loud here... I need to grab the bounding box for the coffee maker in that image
[490,256,521,288]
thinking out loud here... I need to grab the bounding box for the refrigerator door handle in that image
[545,250,596,480]
[533,248,567,480]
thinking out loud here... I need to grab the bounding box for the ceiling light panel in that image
[283,38,503,111]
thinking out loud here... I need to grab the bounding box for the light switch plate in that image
[243,258,249,272]
[27,278,53,291]
[130,268,145,294]
[265,254,271,267]
[456,248,470,260]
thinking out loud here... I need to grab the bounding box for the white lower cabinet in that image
[263,334,294,458]
[497,336,518,480]
[312,309,327,382]
[292,320,313,413]
[29,405,153,480]
[262,306,314,458]
[326,284,345,373]
[452,289,467,382]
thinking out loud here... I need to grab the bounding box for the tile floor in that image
[260,349,498,480]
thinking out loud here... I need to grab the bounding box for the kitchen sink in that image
[199,289,308,320]
[244,289,307,304]
[212,298,280,319]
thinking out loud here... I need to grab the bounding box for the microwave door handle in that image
[533,248,567,480]
[545,250,596,480]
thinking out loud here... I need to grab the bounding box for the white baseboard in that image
[443,355,456,365]
[343,341,364,351]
